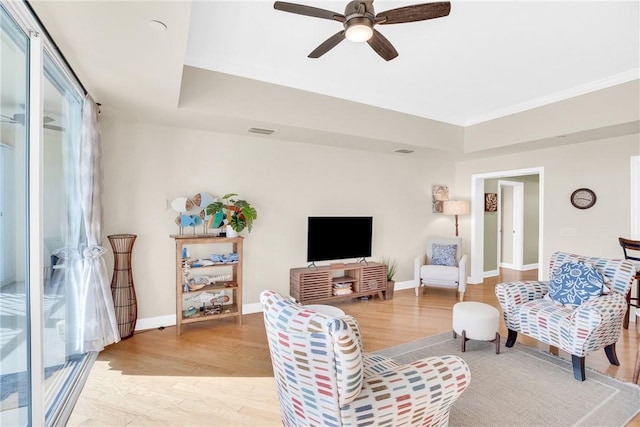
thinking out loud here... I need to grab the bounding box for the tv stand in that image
[290,262,389,305]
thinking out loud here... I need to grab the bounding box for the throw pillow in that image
[547,261,607,307]
[431,244,457,266]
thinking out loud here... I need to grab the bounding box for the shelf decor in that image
[108,234,138,339]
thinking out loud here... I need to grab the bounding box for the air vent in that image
[248,127,275,135]
[393,149,414,154]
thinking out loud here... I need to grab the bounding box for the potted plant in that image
[206,193,258,236]
[380,257,397,300]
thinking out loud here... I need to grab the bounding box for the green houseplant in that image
[206,193,258,234]
[380,257,397,300]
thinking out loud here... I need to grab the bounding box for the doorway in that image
[470,167,544,284]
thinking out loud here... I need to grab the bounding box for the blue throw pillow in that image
[548,261,606,307]
[431,244,457,266]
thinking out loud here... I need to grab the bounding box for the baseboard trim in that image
[394,280,415,291]
[135,314,176,331]
[135,284,418,331]
[135,302,265,332]
[484,270,499,278]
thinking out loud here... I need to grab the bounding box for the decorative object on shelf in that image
[570,188,596,209]
[432,185,449,213]
[484,193,498,212]
[108,234,138,339]
[205,193,258,235]
[443,200,470,237]
[192,192,216,234]
[380,257,397,300]
[170,197,195,213]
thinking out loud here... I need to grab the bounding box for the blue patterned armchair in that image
[495,251,635,381]
[261,290,470,426]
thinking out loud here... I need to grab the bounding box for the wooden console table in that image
[290,262,388,305]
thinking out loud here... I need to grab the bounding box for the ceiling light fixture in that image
[148,20,167,31]
[345,19,373,42]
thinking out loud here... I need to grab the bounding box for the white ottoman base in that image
[452,301,501,354]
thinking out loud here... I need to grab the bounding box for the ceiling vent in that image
[393,149,414,154]
[248,127,275,135]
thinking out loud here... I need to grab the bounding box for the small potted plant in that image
[206,193,257,237]
[380,257,397,300]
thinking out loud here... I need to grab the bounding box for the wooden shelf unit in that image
[290,262,388,305]
[171,234,243,335]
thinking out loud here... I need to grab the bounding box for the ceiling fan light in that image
[345,22,373,42]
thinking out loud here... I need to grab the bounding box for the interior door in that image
[498,180,524,270]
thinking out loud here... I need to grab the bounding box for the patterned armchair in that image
[261,290,470,427]
[495,251,635,381]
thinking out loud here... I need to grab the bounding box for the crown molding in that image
[463,70,640,127]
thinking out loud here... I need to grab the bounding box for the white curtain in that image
[78,94,120,352]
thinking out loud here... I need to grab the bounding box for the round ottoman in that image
[452,301,501,354]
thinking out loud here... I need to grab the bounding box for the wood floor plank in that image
[68,269,640,426]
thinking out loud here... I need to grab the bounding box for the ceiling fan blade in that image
[376,1,451,25]
[367,29,398,61]
[308,30,346,58]
[274,2,345,22]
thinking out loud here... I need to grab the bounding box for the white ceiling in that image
[185,1,639,126]
[26,0,640,156]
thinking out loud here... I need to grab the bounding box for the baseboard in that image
[135,283,418,331]
[499,263,538,272]
[483,270,499,278]
[135,302,264,332]
[394,280,415,291]
[135,314,176,331]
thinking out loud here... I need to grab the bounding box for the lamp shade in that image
[442,200,470,216]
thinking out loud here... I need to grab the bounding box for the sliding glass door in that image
[1,3,88,426]
[42,54,85,425]
[0,7,29,426]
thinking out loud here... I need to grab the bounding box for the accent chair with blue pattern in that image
[495,251,635,381]
[261,290,470,426]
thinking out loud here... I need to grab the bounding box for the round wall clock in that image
[570,188,596,209]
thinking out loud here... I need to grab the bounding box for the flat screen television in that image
[306,216,373,263]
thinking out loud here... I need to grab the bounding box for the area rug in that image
[375,332,640,427]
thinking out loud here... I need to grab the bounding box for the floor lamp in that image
[443,200,470,237]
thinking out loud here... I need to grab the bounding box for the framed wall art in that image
[432,185,449,213]
[485,193,498,212]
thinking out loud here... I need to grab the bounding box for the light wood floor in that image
[68,269,640,426]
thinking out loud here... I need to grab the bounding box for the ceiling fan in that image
[0,112,65,131]
[273,0,451,61]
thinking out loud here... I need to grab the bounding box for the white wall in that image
[101,118,456,323]
[456,134,640,278]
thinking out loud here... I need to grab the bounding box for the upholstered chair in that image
[415,237,467,301]
[495,251,635,381]
[260,290,470,427]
